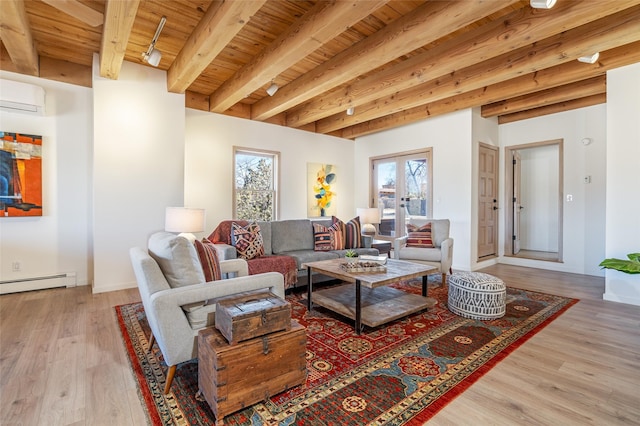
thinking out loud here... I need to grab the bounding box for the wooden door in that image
[478,144,498,259]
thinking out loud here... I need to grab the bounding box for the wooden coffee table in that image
[305,258,437,334]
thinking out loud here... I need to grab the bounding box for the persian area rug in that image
[116,279,577,425]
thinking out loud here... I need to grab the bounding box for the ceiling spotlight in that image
[578,52,600,64]
[142,16,166,67]
[530,0,557,9]
[266,82,279,96]
[346,106,355,116]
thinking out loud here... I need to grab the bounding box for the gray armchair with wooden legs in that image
[129,232,284,394]
[393,218,454,284]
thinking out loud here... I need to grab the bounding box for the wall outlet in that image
[12,261,21,272]
[584,175,591,184]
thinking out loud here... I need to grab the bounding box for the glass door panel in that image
[374,160,396,237]
[372,151,431,239]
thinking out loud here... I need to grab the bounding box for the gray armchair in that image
[129,232,284,394]
[393,218,454,284]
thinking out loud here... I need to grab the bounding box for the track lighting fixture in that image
[266,82,279,96]
[346,106,355,116]
[577,52,600,64]
[142,16,167,67]
[530,0,557,9]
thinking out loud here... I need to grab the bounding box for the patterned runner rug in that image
[116,279,577,425]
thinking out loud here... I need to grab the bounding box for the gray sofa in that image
[213,218,379,288]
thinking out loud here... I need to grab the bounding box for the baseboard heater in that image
[0,272,77,295]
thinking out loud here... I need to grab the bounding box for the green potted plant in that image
[599,253,640,274]
[345,249,359,264]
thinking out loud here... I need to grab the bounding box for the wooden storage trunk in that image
[198,321,307,425]
[215,290,291,344]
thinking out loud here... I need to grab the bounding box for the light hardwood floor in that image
[1,264,639,425]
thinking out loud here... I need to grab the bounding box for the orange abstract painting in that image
[1,132,43,217]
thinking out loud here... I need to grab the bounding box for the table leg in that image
[422,275,428,297]
[307,267,313,311]
[355,280,361,335]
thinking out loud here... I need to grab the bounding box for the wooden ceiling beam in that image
[482,75,606,117]
[208,0,388,113]
[250,0,521,121]
[320,6,640,134]
[339,41,640,139]
[498,94,607,124]
[288,0,638,129]
[167,0,266,94]
[0,0,39,76]
[99,0,139,80]
[41,0,104,27]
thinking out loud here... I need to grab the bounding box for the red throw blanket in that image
[208,220,299,289]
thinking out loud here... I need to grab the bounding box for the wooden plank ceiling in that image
[2,0,640,139]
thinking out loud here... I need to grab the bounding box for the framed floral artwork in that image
[307,163,336,217]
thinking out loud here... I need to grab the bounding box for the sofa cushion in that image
[406,222,434,248]
[231,222,265,260]
[313,222,344,251]
[398,246,442,262]
[148,231,205,288]
[280,249,339,269]
[256,221,272,255]
[333,216,362,249]
[194,238,222,282]
[271,219,315,253]
[182,300,216,330]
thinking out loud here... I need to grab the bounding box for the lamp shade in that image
[357,207,381,225]
[165,207,205,233]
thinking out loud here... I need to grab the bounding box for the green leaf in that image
[627,253,640,262]
[599,254,640,274]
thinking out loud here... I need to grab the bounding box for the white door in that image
[372,151,431,239]
[512,151,522,255]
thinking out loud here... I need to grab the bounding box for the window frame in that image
[232,146,280,221]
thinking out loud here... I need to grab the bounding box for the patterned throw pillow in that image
[406,223,434,248]
[193,238,222,281]
[231,222,264,260]
[313,222,343,251]
[333,216,362,249]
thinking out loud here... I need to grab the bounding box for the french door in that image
[371,150,432,240]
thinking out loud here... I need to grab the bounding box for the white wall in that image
[92,55,185,293]
[519,144,559,252]
[355,110,474,271]
[185,109,357,235]
[499,104,607,276]
[604,62,640,306]
[0,72,92,287]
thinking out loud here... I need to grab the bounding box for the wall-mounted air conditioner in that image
[0,79,46,115]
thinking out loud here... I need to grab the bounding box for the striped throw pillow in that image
[313,222,343,251]
[194,238,222,281]
[332,216,361,249]
[406,223,434,248]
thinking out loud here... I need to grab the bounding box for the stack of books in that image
[358,255,387,265]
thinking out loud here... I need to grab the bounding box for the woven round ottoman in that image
[448,272,506,320]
